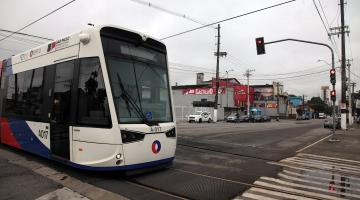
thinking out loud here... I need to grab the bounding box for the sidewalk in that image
[0,145,128,200]
[301,123,360,161]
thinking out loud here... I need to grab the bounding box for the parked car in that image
[357,116,360,124]
[261,115,271,122]
[250,115,263,122]
[323,117,340,129]
[297,114,309,120]
[188,111,212,123]
[318,112,326,119]
[226,113,239,122]
[239,115,250,122]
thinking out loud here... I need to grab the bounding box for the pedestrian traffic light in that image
[330,90,336,101]
[255,37,265,55]
[330,69,336,85]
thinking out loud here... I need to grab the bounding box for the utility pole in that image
[277,82,281,118]
[340,0,347,130]
[347,59,353,125]
[244,69,255,117]
[213,24,227,122]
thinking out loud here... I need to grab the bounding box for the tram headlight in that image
[115,154,122,159]
[121,130,145,143]
[165,128,176,138]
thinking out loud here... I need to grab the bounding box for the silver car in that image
[324,117,340,129]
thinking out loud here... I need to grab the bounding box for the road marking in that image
[282,170,360,188]
[278,172,360,193]
[242,191,278,200]
[296,134,332,153]
[286,157,360,172]
[269,161,360,181]
[35,187,89,200]
[260,176,360,199]
[298,153,360,165]
[248,187,316,200]
[280,159,360,175]
[254,181,347,200]
[239,153,360,200]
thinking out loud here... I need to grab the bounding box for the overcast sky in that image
[0,0,359,99]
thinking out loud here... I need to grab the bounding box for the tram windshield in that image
[102,37,173,125]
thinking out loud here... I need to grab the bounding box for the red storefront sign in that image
[233,85,254,106]
[182,88,225,95]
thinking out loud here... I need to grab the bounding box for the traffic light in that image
[256,37,265,55]
[330,69,336,85]
[330,90,336,101]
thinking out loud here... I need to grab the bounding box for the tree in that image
[308,97,326,113]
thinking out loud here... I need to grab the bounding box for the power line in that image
[0,29,52,41]
[0,32,44,45]
[160,0,296,40]
[312,0,340,60]
[0,0,76,43]
[128,0,214,28]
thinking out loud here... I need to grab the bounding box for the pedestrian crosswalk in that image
[235,153,360,200]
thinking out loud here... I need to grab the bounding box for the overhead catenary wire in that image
[128,0,215,28]
[0,28,52,41]
[312,0,340,60]
[160,0,296,40]
[0,0,76,43]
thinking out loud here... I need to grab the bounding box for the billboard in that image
[233,85,254,106]
[182,88,225,95]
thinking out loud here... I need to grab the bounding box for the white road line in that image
[280,159,360,175]
[278,172,360,193]
[270,161,360,181]
[282,170,360,187]
[35,187,90,200]
[292,156,360,169]
[296,134,332,153]
[287,157,360,172]
[298,153,360,165]
[248,187,316,200]
[254,180,347,200]
[242,192,277,200]
[260,176,360,199]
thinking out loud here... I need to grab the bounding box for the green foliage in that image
[308,97,326,113]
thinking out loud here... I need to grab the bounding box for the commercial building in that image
[172,73,291,121]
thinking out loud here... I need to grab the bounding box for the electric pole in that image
[277,82,281,118]
[244,69,255,117]
[340,0,347,129]
[347,59,353,125]
[213,24,227,122]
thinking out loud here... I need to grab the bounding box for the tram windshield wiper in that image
[116,73,156,126]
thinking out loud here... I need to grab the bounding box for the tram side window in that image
[4,68,44,120]
[77,58,111,127]
[23,68,44,120]
[4,74,17,116]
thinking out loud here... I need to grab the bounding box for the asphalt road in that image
[0,119,329,200]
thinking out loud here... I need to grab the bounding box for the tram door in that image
[48,61,75,159]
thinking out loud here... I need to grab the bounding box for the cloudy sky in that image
[0,0,359,99]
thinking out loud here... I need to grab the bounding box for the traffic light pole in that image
[264,38,338,141]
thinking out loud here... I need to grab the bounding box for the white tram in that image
[0,25,177,170]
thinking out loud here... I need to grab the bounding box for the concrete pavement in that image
[237,123,360,199]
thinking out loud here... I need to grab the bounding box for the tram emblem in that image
[152,140,161,154]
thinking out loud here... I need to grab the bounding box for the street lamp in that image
[225,69,234,108]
